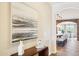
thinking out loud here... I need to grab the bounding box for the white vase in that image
[18,40,24,56]
[36,40,45,48]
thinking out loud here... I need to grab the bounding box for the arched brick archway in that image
[56,19,77,25]
[56,19,79,41]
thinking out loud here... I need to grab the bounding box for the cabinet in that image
[11,46,48,56]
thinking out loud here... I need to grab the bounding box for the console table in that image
[11,46,48,56]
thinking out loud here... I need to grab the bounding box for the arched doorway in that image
[53,2,79,56]
[57,22,77,39]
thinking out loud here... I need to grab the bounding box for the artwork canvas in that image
[11,3,38,43]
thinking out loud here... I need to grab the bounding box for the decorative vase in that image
[18,40,24,56]
[36,40,45,48]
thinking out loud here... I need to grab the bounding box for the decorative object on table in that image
[36,40,45,48]
[36,40,41,48]
[18,39,24,56]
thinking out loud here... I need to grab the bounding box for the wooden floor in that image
[57,38,79,56]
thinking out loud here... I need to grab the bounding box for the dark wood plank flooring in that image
[57,38,79,56]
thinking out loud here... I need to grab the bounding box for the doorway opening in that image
[56,21,78,56]
[57,22,77,39]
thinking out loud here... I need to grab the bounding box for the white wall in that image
[0,2,56,56]
[0,2,37,56]
[0,3,10,55]
[51,4,57,54]
[26,3,57,55]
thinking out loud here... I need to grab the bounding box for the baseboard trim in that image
[50,53,57,56]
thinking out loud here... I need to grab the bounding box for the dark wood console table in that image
[11,46,48,56]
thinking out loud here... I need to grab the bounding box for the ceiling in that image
[53,2,79,20]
